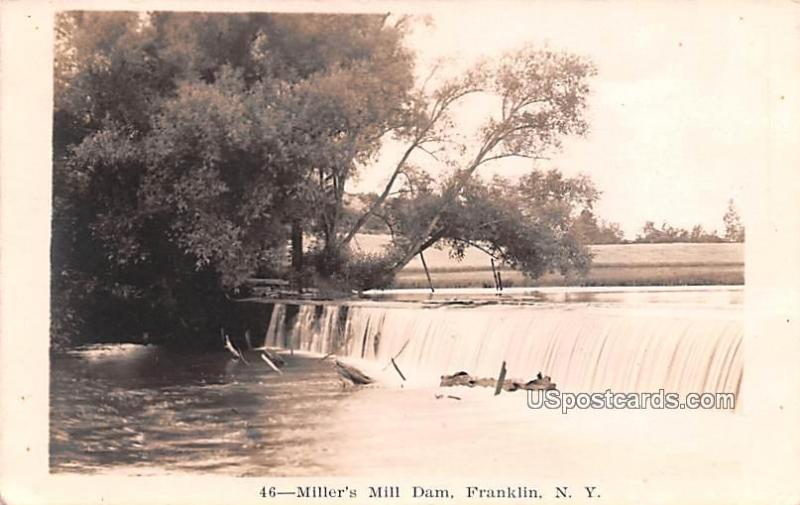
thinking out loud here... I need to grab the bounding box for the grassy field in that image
[351,234,744,288]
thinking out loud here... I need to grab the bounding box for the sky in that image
[352,2,766,239]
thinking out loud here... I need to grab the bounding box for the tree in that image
[723,199,745,242]
[331,168,601,292]
[634,221,723,243]
[337,46,597,282]
[53,12,602,346]
[52,12,415,345]
[408,171,597,275]
[571,209,624,244]
[52,12,181,348]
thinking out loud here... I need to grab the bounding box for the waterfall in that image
[263,301,742,395]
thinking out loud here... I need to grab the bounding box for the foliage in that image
[383,170,598,279]
[630,201,745,244]
[634,221,724,244]
[53,12,602,347]
[338,251,399,292]
[723,199,745,242]
[571,210,625,245]
[340,45,598,275]
[52,12,414,346]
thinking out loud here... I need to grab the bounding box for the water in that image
[50,344,350,475]
[51,287,744,475]
[266,288,743,395]
[364,285,744,306]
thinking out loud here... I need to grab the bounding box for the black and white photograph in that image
[1,1,799,504]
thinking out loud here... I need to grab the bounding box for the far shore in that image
[350,236,745,288]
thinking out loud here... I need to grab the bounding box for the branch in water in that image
[260,352,283,375]
[391,357,407,381]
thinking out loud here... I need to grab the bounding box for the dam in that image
[263,286,743,396]
[50,285,746,482]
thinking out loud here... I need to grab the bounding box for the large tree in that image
[331,45,598,285]
[53,12,600,347]
[52,12,415,346]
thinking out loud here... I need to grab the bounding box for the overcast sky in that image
[353,2,766,238]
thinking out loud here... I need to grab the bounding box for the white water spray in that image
[264,301,742,395]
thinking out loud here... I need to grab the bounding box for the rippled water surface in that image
[51,288,743,476]
[50,344,350,475]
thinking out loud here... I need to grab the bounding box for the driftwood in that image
[263,350,285,367]
[260,352,284,375]
[381,339,411,371]
[435,394,462,401]
[393,339,411,360]
[439,371,472,387]
[223,330,249,365]
[440,370,557,392]
[494,361,507,396]
[390,358,407,381]
[334,360,374,386]
[222,326,289,373]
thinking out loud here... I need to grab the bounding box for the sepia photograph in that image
[1,1,799,504]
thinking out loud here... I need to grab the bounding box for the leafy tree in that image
[52,12,180,348]
[52,12,415,346]
[336,46,598,282]
[53,12,603,346]
[379,169,599,283]
[723,199,745,242]
[571,209,625,244]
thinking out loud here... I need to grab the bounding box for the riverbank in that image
[394,261,743,288]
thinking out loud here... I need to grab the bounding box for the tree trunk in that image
[340,139,419,246]
[290,220,303,288]
[386,134,502,275]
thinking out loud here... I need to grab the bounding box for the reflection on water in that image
[50,344,349,475]
[364,285,744,307]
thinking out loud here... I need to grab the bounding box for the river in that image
[51,286,743,476]
[50,344,350,475]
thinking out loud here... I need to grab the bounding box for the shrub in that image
[339,251,397,292]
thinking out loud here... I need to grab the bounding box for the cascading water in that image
[263,299,742,395]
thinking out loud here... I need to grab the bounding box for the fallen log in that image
[260,352,283,375]
[382,339,411,371]
[439,370,557,392]
[334,360,374,386]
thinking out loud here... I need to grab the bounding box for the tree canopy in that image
[53,12,601,347]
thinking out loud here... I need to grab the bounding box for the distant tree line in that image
[561,199,745,245]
